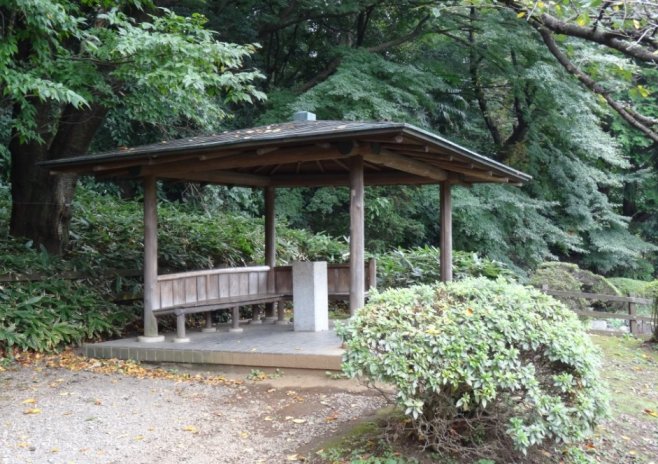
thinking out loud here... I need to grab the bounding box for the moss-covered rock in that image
[530,262,622,311]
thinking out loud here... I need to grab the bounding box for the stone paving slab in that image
[83,322,344,370]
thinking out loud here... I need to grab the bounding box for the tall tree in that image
[196,0,656,274]
[0,0,264,253]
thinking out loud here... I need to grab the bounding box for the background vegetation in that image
[2,0,658,354]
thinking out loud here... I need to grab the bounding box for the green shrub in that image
[530,262,622,312]
[374,246,514,289]
[0,280,134,355]
[338,278,609,460]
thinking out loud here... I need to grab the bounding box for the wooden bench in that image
[153,260,377,341]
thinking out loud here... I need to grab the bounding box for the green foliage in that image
[338,278,609,459]
[530,262,623,312]
[64,187,349,272]
[0,280,132,354]
[265,49,466,129]
[607,277,654,298]
[2,0,265,143]
[374,246,514,289]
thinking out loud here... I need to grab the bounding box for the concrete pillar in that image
[202,311,216,333]
[292,261,328,332]
[173,312,190,343]
[229,306,243,333]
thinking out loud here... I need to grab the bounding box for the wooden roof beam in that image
[141,142,358,177]
[271,172,437,187]
[160,170,271,187]
[361,145,448,182]
[90,149,247,174]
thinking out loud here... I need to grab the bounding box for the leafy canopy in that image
[0,0,266,142]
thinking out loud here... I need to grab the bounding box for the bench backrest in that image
[154,266,270,311]
[273,259,377,296]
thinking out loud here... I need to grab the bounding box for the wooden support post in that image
[229,306,243,333]
[367,258,377,292]
[138,176,165,343]
[440,182,453,282]
[264,187,277,323]
[349,156,365,315]
[629,300,638,335]
[202,311,216,333]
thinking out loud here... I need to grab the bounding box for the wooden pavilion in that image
[43,114,531,343]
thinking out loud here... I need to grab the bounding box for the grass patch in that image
[591,335,658,422]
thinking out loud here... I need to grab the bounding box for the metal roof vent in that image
[293,111,316,122]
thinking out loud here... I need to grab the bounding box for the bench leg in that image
[229,306,243,333]
[263,302,277,323]
[276,302,288,325]
[250,305,262,324]
[202,311,216,333]
[173,314,190,343]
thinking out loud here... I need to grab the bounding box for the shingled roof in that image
[42,120,531,187]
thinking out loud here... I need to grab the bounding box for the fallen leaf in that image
[266,388,276,393]
[21,398,36,404]
[643,408,658,417]
[263,416,273,421]
[465,308,474,317]
[94,399,102,406]
[134,435,144,441]
[286,454,300,461]
[240,431,250,438]
[50,448,59,453]
[23,408,41,415]
[17,442,29,449]
[291,418,306,424]
[182,425,198,433]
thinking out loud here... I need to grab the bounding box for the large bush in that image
[374,246,514,289]
[338,278,609,460]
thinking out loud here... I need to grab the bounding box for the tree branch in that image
[536,25,658,144]
[365,14,431,53]
[508,3,658,64]
[468,7,502,146]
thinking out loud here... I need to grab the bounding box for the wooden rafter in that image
[361,146,448,182]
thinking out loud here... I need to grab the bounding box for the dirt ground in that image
[0,354,385,464]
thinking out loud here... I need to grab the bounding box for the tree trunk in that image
[9,103,107,255]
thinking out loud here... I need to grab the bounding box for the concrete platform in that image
[83,322,344,370]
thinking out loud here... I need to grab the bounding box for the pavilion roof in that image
[42,120,531,187]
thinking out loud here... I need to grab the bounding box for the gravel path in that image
[0,365,385,464]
